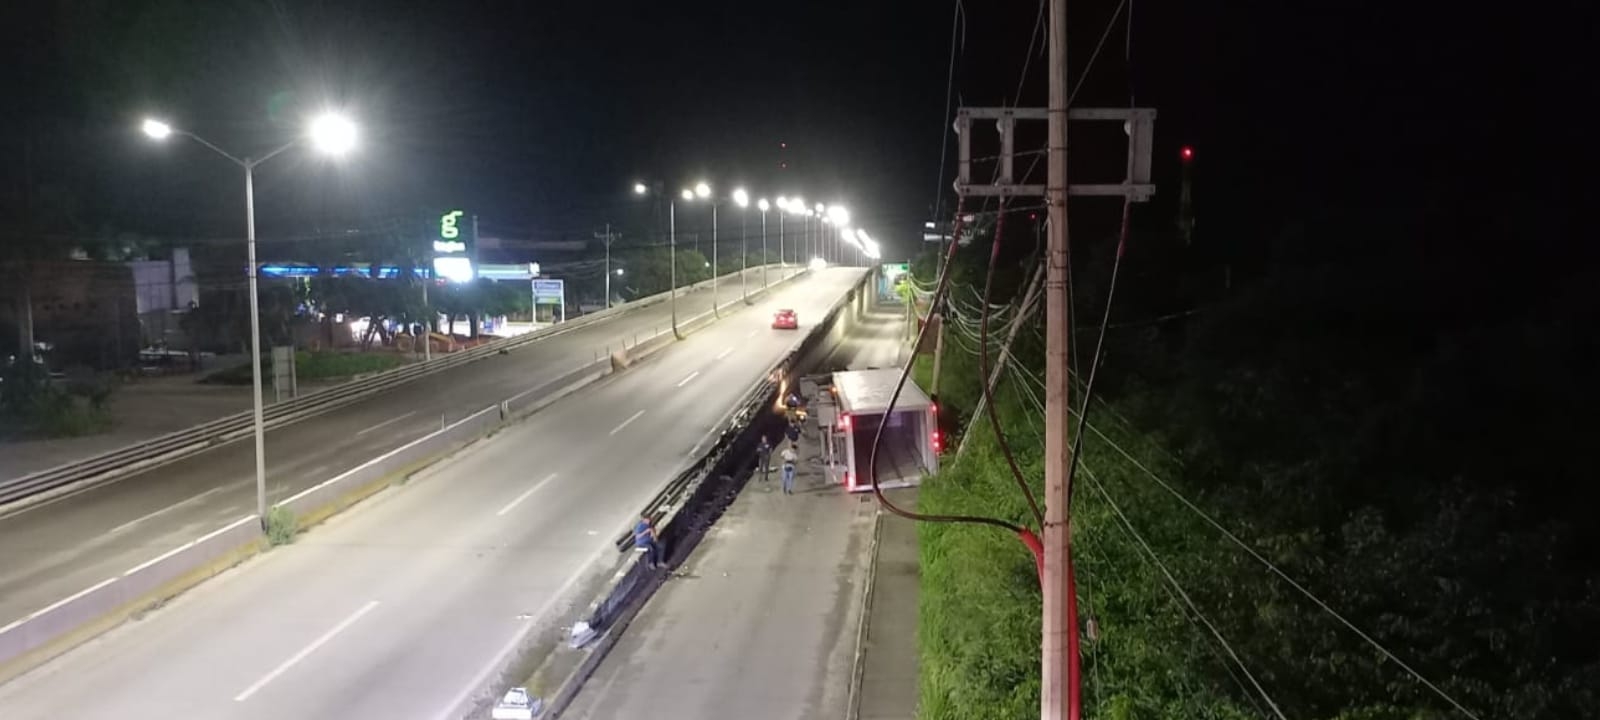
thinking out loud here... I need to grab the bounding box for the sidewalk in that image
[854,487,920,720]
[562,422,877,719]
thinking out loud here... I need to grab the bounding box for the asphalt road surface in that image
[563,294,909,720]
[0,267,866,720]
[0,265,794,629]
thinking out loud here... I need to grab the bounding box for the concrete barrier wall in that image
[0,263,826,686]
[0,513,262,682]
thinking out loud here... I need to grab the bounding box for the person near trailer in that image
[780,443,799,495]
[756,434,774,482]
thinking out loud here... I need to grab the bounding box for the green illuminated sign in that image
[434,210,469,253]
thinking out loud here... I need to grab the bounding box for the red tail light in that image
[839,414,852,431]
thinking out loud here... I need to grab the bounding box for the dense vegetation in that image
[912,211,1599,718]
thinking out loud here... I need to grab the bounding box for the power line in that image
[1080,462,1288,719]
[1078,419,1485,719]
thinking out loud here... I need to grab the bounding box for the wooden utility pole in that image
[1042,0,1079,715]
[948,11,1153,717]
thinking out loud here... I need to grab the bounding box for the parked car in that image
[772,309,799,330]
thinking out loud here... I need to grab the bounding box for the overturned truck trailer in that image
[817,367,939,492]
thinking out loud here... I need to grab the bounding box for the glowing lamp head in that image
[1180,146,1194,162]
[732,188,749,208]
[633,182,648,195]
[308,113,357,155]
[758,198,770,212]
[681,189,695,201]
[694,182,711,199]
[141,118,173,140]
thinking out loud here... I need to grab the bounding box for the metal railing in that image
[0,265,798,507]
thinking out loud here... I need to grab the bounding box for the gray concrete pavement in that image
[856,487,921,720]
[564,437,877,720]
[0,267,865,720]
[563,293,916,720]
[0,265,796,630]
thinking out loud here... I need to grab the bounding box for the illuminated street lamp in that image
[682,182,721,316]
[142,111,358,530]
[635,182,687,335]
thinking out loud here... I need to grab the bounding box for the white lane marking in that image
[608,410,646,436]
[495,473,558,517]
[110,486,226,534]
[676,370,700,388]
[356,411,416,436]
[715,346,734,360]
[234,600,381,702]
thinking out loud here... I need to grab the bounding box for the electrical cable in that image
[977,203,1045,529]
[1079,418,1485,720]
[1080,463,1288,719]
[1065,196,1131,508]
[1066,0,1131,107]
[867,200,1026,538]
[929,0,965,229]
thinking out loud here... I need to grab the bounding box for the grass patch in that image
[264,506,298,546]
[203,351,404,385]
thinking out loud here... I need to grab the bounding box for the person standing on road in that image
[780,443,799,495]
[756,435,773,482]
[633,513,663,568]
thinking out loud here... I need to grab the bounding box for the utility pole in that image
[597,223,616,308]
[711,203,720,317]
[946,17,1154,718]
[1042,0,1078,714]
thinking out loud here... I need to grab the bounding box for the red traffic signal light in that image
[1180,146,1194,162]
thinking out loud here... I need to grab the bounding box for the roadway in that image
[0,267,867,720]
[0,265,793,629]
[562,292,910,720]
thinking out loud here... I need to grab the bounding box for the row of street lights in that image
[630,181,878,337]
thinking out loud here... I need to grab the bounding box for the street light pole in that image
[242,162,267,524]
[669,201,679,336]
[603,222,613,308]
[144,115,354,531]
[712,202,719,318]
[758,198,770,290]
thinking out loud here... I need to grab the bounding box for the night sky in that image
[2,0,1594,265]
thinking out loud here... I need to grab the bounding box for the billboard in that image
[532,279,565,305]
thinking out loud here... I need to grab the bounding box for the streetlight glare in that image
[141,118,173,140]
[776,195,789,209]
[308,113,357,155]
[828,205,850,226]
[758,198,770,212]
[694,182,711,198]
[733,188,749,208]
[814,202,825,213]
[681,188,695,200]
[633,182,648,195]
[615,268,626,275]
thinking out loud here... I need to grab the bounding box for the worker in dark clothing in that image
[756,435,773,482]
[633,513,663,568]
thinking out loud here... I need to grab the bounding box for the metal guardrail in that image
[0,265,797,508]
